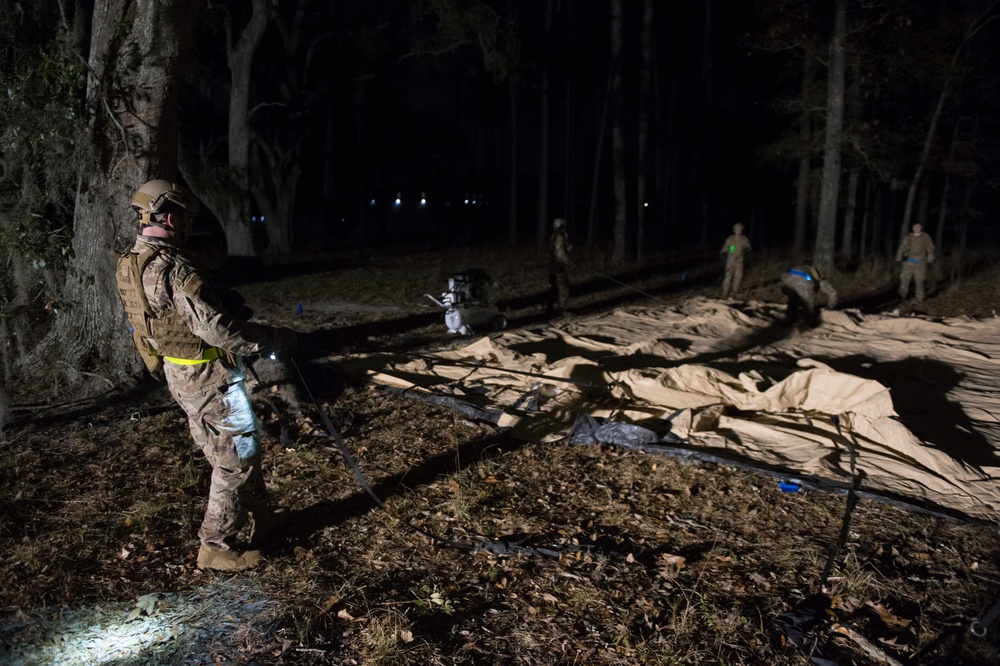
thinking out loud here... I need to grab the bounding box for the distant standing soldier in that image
[780,265,838,327]
[896,222,935,302]
[720,223,751,297]
[116,179,299,571]
[548,217,572,315]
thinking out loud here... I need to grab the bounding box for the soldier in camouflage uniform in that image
[779,265,838,328]
[720,223,751,297]
[116,180,298,571]
[548,217,572,315]
[896,222,935,302]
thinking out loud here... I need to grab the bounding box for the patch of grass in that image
[411,584,456,616]
[361,609,415,666]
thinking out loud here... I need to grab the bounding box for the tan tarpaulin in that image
[340,298,1000,521]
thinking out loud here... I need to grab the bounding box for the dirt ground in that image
[2,245,1000,665]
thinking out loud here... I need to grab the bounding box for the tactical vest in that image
[116,244,210,371]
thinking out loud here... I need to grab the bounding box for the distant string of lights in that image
[367,192,488,207]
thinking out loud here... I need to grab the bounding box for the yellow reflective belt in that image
[163,347,222,365]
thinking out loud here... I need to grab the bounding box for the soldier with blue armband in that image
[780,265,838,328]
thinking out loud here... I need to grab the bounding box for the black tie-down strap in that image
[772,595,841,666]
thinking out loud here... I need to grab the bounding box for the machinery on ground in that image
[425,269,507,335]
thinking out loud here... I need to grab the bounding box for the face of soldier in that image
[164,212,193,242]
[913,224,924,235]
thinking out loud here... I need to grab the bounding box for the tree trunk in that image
[253,140,302,255]
[859,175,872,261]
[952,181,973,281]
[841,169,859,266]
[935,118,961,251]
[221,0,270,258]
[871,184,884,257]
[698,0,713,247]
[900,72,951,244]
[564,78,573,228]
[793,51,812,259]
[610,0,627,265]
[508,85,519,246]
[636,0,653,265]
[663,78,678,246]
[587,63,613,247]
[535,0,553,250]
[898,2,996,241]
[253,1,314,257]
[813,0,846,273]
[32,0,197,390]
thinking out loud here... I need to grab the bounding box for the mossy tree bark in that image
[24,1,198,395]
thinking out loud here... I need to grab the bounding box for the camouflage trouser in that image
[899,260,928,301]
[722,260,744,297]
[549,266,570,313]
[780,274,819,327]
[165,359,267,551]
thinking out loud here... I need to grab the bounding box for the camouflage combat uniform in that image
[117,235,289,553]
[896,230,935,301]
[720,232,751,297]
[548,226,572,314]
[780,265,838,327]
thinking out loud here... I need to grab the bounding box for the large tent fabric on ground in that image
[339,298,1000,522]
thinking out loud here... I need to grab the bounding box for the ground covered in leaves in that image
[2,245,1000,665]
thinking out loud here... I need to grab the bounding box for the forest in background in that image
[1,0,999,403]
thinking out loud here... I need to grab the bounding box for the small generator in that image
[425,268,507,335]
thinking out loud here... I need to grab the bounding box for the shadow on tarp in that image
[812,354,1000,469]
[502,314,794,375]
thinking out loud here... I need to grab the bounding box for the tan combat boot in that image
[249,507,289,547]
[197,546,262,571]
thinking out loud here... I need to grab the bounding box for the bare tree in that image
[586,63,612,247]
[793,50,813,259]
[251,0,315,256]
[813,0,846,274]
[635,0,653,264]
[898,2,1000,242]
[935,119,961,251]
[182,0,271,259]
[508,68,520,246]
[610,0,626,265]
[840,168,859,265]
[535,0,553,250]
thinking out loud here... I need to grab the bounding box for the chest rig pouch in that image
[116,245,209,373]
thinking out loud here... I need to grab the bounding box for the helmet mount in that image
[131,179,196,231]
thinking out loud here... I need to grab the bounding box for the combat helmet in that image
[131,179,197,228]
